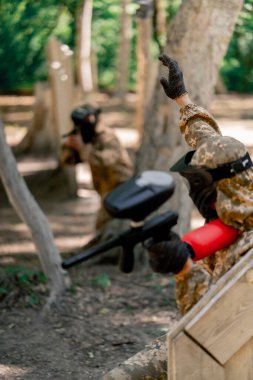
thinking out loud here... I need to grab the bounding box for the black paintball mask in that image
[171,150,253,221]
[63,105,101,144]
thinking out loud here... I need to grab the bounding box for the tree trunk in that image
[46,36,77,197]
[115,0,132,101]
[77,0,94,93]
[12,82,56,155]
[13,36,76,161]
[136,0,243,235]
[135,0,154,140]
[153,0,167,51]
[0,121,70,302]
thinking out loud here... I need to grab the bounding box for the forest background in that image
[0,1,253,379]
[1,0,253,94]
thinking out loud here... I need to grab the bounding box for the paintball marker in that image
[62,171,178,273]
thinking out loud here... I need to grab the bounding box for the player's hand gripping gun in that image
[62,171,178,273]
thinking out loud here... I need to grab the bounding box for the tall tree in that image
[115,0,132,101]
[135,0,154,137]
[0,0,70,92]
[153,0,167,52]
[221,0,253,92]
[77,0,94,93]
[136,0,244,235]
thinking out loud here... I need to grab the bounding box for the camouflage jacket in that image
[179,103,253,231]
[176,104,253,314]
[87,125,133,198]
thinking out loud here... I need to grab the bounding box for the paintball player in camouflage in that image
[146,54,253,315]
[102,55,253,379]
[61,104,133,243]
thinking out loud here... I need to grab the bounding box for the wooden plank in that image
[185,271,253,364]
[167,248,253,344]
[167,250,253,378]
[167,249,253,379]
[170,332,225,380]
[225,337,253,380]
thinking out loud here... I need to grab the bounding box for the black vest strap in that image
[208,152,253,181]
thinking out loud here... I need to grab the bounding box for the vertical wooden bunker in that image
[167,248,253,380]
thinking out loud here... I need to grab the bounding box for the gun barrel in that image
[62,237,121,269]
[62,211,178,270]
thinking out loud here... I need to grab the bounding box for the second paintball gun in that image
[62,170,178,273]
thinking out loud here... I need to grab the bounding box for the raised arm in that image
[158,53,222,149]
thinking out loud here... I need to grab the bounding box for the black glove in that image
[159,54,187,99]
[144,231,191,274]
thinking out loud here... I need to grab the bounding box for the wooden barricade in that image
[46,36,77,195]
[167,247,253,380]
[46,36,74,156]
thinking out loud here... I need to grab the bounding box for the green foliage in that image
[92,0,122,89]
[0,0,252,93]
[0,0,75,92]
[0,265,47,308]
[4,265,47,284]
[221,0,253,92]
[166,0,182,20]
[91,273,111,289]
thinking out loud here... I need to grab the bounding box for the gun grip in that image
[119,246,134,273]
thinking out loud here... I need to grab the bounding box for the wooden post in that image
[46,36,77,196]
[167,246,253,380]
[46,37,75,153]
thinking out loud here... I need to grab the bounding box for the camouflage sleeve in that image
[179,104,222,149]
[175,265,213,315]
[197,231,253,282]
[216,171,253,231]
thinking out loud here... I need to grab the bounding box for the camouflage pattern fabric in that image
[175,265,213,315]
[176,230,253,314]
[216,173,253,231]
[61,124,133,231]
[179,103,253,231]
[179,104,222,147]
[87,125,133,231]
[177,103,253,313]
[200,230,253,282]
[88,126,133,198]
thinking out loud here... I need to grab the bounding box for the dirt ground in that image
[1,93,253,380]
[0,262,179,380]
